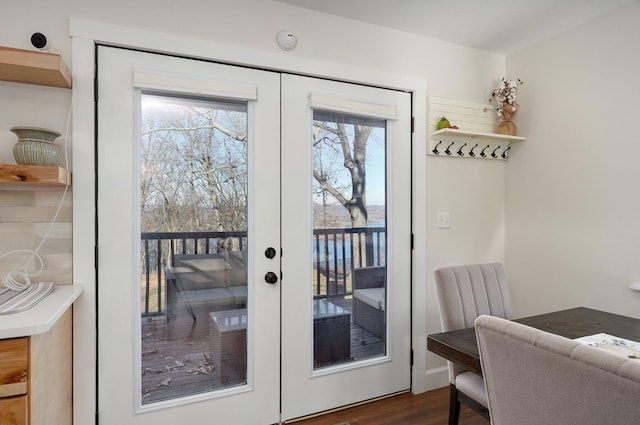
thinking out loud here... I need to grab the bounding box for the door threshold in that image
[282,389,410,424]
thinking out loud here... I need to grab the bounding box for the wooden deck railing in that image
[312,227,386,299]
[140,227,385,316]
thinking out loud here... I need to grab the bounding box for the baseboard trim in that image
[425,366,449,391]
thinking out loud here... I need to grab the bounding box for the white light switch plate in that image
[437,211,450,229]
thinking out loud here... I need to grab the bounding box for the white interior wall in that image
[506,2,640,318]
[0,83,71,165]
[1,0,507,422]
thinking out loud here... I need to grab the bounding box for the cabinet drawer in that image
[0,395,28,425]
[0,338,28,397]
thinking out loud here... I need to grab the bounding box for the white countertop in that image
[0,284,83,339]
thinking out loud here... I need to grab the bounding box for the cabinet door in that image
[0,338,27,397]
[0,395,28,425]
[29,308,72,425]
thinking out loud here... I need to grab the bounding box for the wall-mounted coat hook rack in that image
[428,97,526,161]
[429,139,518,161]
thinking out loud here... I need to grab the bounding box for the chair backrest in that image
[434,263,512,332]
[475,315,640,425]
[171,252,248,289]
[352,266,386,290]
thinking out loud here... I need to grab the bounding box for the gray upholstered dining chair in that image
[434,263,512,425]
[475,314,640,425]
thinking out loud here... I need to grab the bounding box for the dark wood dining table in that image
[427,306,640,375]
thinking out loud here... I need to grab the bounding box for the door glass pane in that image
[139,93,249,404]
[312,109,387,370]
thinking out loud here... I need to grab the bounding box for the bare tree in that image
[313,120,374,229]
[140,98,248,237]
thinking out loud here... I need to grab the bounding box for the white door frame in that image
[70,18,428,425]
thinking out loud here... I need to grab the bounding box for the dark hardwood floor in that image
[290,387,490,425]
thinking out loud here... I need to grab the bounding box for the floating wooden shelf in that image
[0,164,71,187]
[0,46,71,88]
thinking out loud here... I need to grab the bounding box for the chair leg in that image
[448,384,461,425]
[457,389,491,421]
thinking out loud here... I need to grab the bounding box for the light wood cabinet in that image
[0,337,28,425]
[0,309,72,425]
[0,396,28,425]
[0,337,27,396]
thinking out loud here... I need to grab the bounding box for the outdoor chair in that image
[352,266,386,339]
[165,251,247,339]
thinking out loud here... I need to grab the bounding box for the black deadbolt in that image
[265,272,278,284]
[265,247,277,259]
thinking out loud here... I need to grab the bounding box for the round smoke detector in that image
[276,30,297,51]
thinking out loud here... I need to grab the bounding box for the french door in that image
[280,75,411,420]
[97,46,411,425]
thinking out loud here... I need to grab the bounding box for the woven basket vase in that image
[496,104,518,136]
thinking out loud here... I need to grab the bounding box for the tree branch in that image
[313,170,349,207]
[142,124,246,142]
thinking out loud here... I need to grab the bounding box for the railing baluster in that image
[336,233,339,295]
[376,230,380,266]
[349,231,354,273]
[365,227,374,267]
[358,231,363,268]
[340,230,347,294]
[315,234,321,296]
[323,233,330,297]
[144,238,150,315]
[156,238,162,314]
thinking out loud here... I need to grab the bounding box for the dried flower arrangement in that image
[488,77,524,117]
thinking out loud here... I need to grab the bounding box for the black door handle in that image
[265,247,277,259]
[265,272,278,284]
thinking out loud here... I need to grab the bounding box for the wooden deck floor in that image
[141,316,216,404]
[141,297,384,404]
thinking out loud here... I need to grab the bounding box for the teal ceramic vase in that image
[10,126,60,166]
